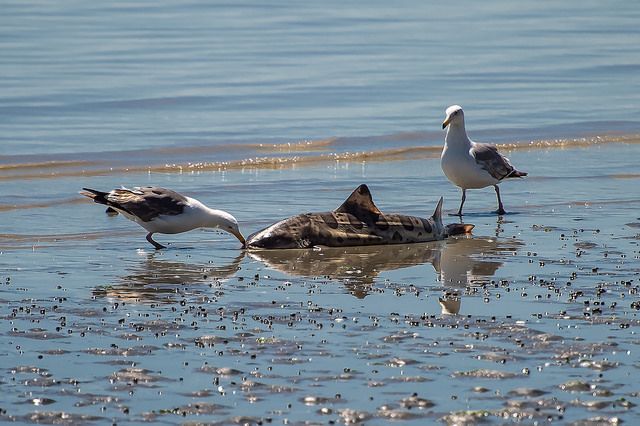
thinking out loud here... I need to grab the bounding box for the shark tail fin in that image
[431,197,443,225]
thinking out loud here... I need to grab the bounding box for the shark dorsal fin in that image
[334,184,382,219]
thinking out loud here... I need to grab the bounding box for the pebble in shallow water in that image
[452,369,519,379]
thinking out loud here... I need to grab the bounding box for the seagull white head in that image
[442,105,464,129]
[207,210,246,247]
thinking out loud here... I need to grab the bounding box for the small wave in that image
[0,160,97,171]
[0,230,133,250]
[181,146,443,171]
[1,133,638,182]
[0,197,85,212]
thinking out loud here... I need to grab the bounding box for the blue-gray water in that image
[2,0,640,158]
[2,1,640,425]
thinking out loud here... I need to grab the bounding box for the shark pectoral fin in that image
[363,234,385,243]
[338,232,384,245]
[446,223,474,236]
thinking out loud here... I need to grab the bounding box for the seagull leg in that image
[454,189,466,216]
[494,185,506,215]
[146,233,166,250]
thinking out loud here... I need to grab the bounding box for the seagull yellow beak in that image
[442,116,452,129]
[230,229,246,247]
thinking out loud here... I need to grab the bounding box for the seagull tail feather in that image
[79,187,110,205]
[505,169,528,179]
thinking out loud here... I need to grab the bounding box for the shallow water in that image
[3,146,640,424]
[2,1,640,425]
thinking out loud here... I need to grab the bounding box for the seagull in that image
[440,105,527,216]
[80,186,246,249]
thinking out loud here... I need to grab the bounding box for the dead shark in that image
[245,184,474,249]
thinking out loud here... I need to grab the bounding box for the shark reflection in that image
[249,243,440,298]
[93,252,244,303]
[250,236,522,307]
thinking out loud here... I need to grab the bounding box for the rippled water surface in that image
[2,1,640,424]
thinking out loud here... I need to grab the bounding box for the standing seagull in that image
[80,186,245,249]
[440,105,527,216]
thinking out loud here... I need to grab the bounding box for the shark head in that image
[245,218,311,249]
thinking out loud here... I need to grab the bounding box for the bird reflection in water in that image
[92,252,244,303]
[437,235,523,314]
[250,235,522,313]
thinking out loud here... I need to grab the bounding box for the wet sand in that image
[2,139,640,425]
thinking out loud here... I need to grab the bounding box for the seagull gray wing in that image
[106,187,188,222]
[471,143,517,181]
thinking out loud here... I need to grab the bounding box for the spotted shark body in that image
[246,184,474,249]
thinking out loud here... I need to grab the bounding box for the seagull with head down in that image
[440,105,527,216]
[80,186,245,249]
